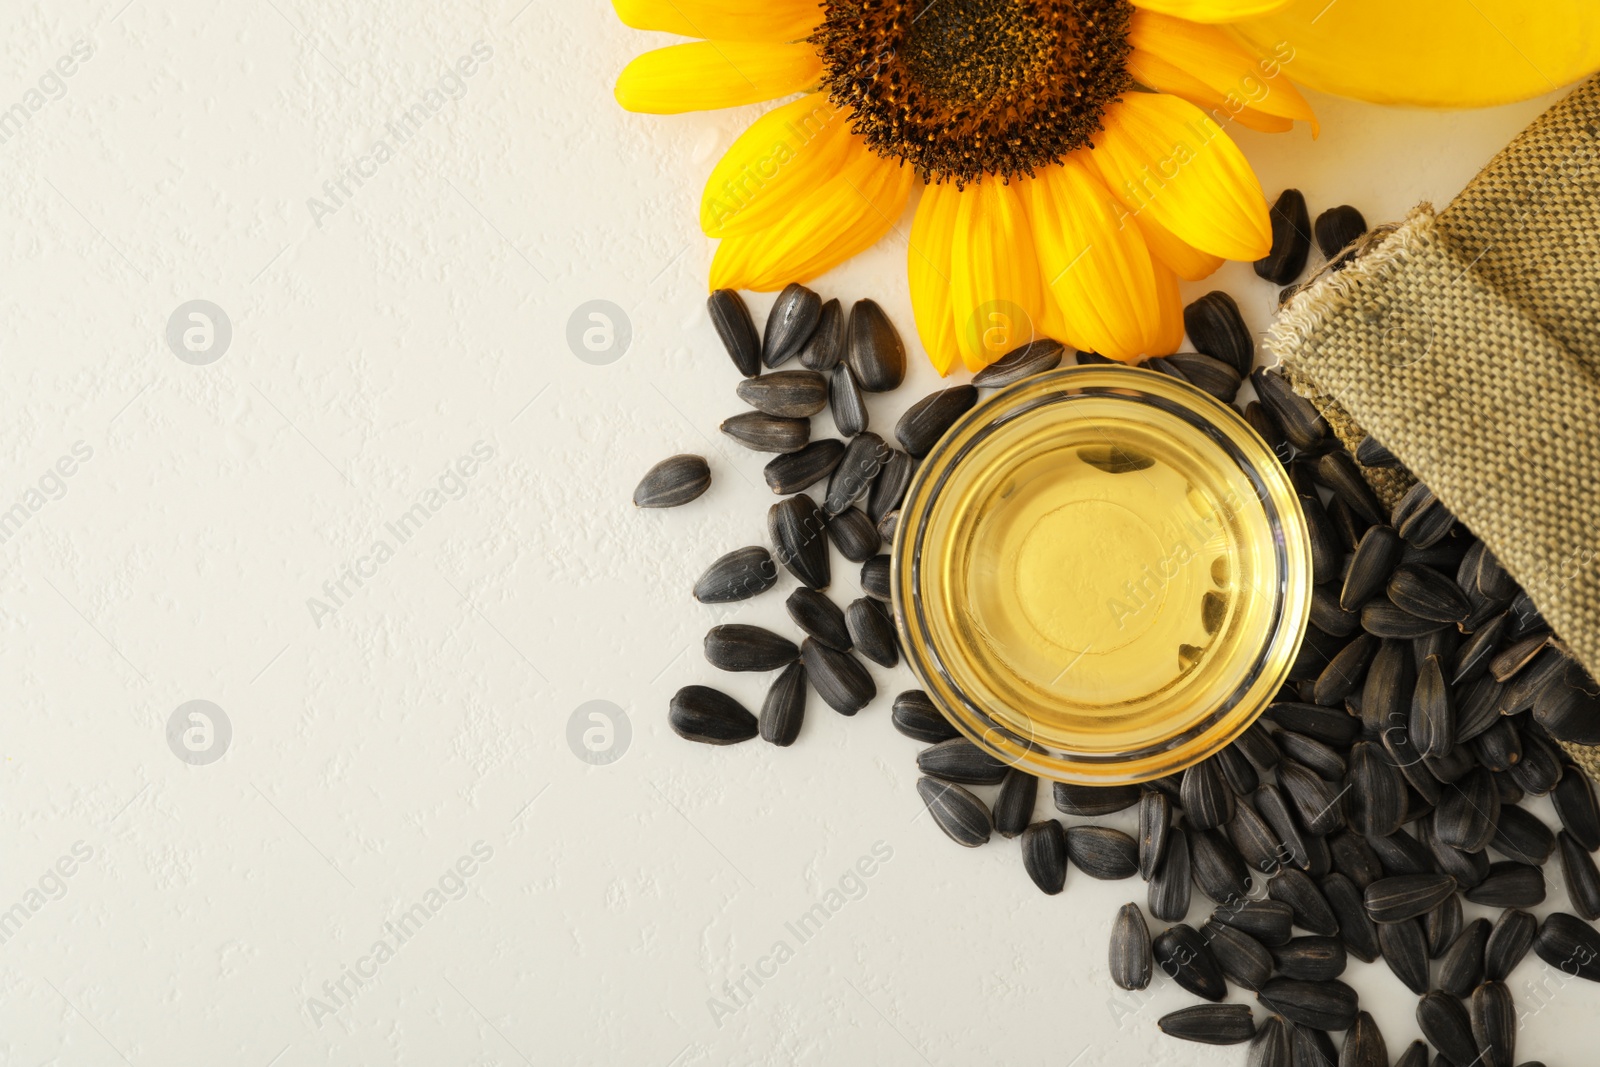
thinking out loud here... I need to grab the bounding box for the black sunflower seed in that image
[1255,784,1311,871]
[1206,920,1274,993]
[1212,899,1293,947]
[1423,743,1474,786]
[1292,624,1346,681]
[1269,868,1339,935]
[1342,525,1403,611]
[1369,827,1435,878]
[1437,768,1500,852]
[1470,979,1516,1067]
[846,298,905,392]
[1310,452,1384,526]
[1452,611,1509,685]
[1390,1041,1427,1067]
[844,596,897,667]
[1272,936,1346,982]
[707,288,760,377]
[1266,703,1361,747]
[1182,293,1254,376]
[829,363,869,437]
[1532,911,1600,982]
[1109,902,1152,989]
[875,509,898,545]
[1557,832,1600,920]
[759,662,807,746]
[917,776,991,847]
[861,555,891,601]
[1021,819,1066,892]
[1395,484,1456,549]
[1313,204,1367,261]
[1364,873,1457,923]
[764,439,846,495]
[825,432,890,516]
[760,282,822,368]
[693,546,778,603]
[1362,597,1449,638]
[1249,1016,1293,1067]
[1154,923,1229,1002]
[1409,654,1455,759]
[1360,638,1412,737]
[917,736,1007,785]
[1149,824,1193,921]
[1413,624,1460,672]
[971,338,1065,386]
[1421,816,1489,891]
[1139,789,1172,880]
[895,385,978,458]
[634,454,711,508]
[1235,725,1282,774]
[799,638,874,715]
[1301,494,1344,586]
[1491,805,1555,866]
[1416,990,1478,1067]
[1438,917,1491,996]
[786,587,851,651]
[1257,977,1358,1032]
[1279,759,1345,835]
[1251,369,1328,451]
[1355,434,1400,469]
[1310,584,1361,637]
[992,768,1038,839]
[1465,861,1546,908]
[1315,632,1376,706]
[1066,825,1139,880]
[798,297,844,371]
[1339,1010,1386,1067]
[1278,731,1346,783]
[721,411,809,453]
[1389,565,1471,623]
[1326,496,1366,554]
[669,685,757,745]
[1533,659,1600,745]
[1491,632,1552,683]
[1168,351,1243,402]
[738,368,828,417]
[1377,916,1430,993]
[1158,1004,1257,1045]
[704,624,798,672]
[1455,673,1506,742]
[889,687,947,739]
[1144,355,1188,382]
[1290,1023,1338,1067]
[1507,718,1564,795]
[866,447,914,522]
[1322,872,1380,963]
[1485,908,1537,982]
[1216,745,1261,798]
[1255,189,1311,285]
[1425,892,1463,958]
[1193,828,1255,904]
[1508,589,1547,638]
[769,493,830,589]
[829,507,882,563]
[1182,759,1236,831]
[1302,832,1332,879]
[1244,401,1292,464]
[1347,742,1406,838]
[1230,795,1285,875]
[1553,768,1600,851]
[1053,782,1141,817]
[1329,830,1384,890]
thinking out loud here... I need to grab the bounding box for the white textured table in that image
[2,2,1592,1063]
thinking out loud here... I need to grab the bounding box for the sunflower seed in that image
[1307,453,1384,527]
[1231,795,1285,875]
[1246,1016,1293,1067]
[1216,744,1261,797]
[866,447,914,522]
[1327,496,1366,553]
[1179,292,1253,377]
[1316,633,1376,706]
[828,507,881,563]
[798,297,844,371]
[1365,873,1457,923]
[891,689,956,743]
[1356,434,1400,469]
[1245,401,1293,464]
[1272,936,1347,982]
[1421,816,1489,891]
[1236,725,1282,774]
[786,587,850,650]
[769,493,830,589]
[759,662,807,746]
[704,624,798,672]
[1154,923,1228,1001]
[1267,703,1362,747]
[1311,584,1361,637]
[1052,782,1140,818]
[861,555,891,600]
[1452,611,1509,685]
[825,432,890,515]
[1390,565,1472,624]
[1109,902,1152,988]
[1508,589,1546,638]
[738,368,828,417]
[1377,916,1430,993]
[1434,916,1491,996]
[1381,728,1441,808]
[1182,759,1235,830]
[1279,731,1347,783]
[1257,977,1358,1031]
[1455,673,1506,742]
[1342,525,1403,610]
[917,777,991,847]
[1256,784,1311,871]
[634,454,711,508]
[1362,597,1449,638]
[1302,493,1344,586]
[1533,911,1600,981]
[708,288,761,377]
[1470,979,1516,1067]
[1322,871,1381,962]
[1208,921,1274,994]
[1426,892,1464,958]
[1396,485,1456,549]
[669,685,758,745]
[992,768,1038,839]
[1330,830,1384,891]
[1293,628,1346,684]
[972,338,1065,386]
[1144,355,1188,382]
[917,736,1007,785]
[1533,658,1600,745]
[1423,743,1474,786]
[1017,818,1066,892]
[1314,204,1366,261]
[1360,638,1411,737]
[1066,825,1139,880]
[1507,718,1564,795]
[875,509,899,545]
[1302,832,1333,879]
[829,363,869,437]
[1149,825,1193,921]
[722,411,809,453]
[1346,742,1406,838]
[1552,768,1600,850]
[844,596,897,668]
[764,439,845,495]
[1256,189,1312,284]
[1437,768,1500,852]
[1333,1010,1384,1067]
[1158,1004,1257,1045]
[1291,1023,1338,1067]
[1483,908,1536,981]
[846,298,905,391]
[895,385,977,458]
[1279,759,1346,835]
[800,638,874,715]
[1465,862,1546,908]
[1137,789,1172,879]
[1193,828,1255,903]
[1268,868,1339,935]
[1169,351,1243,402]
[693,545,778,603]
[1491,805,1555,866]
[1557,832,1600,920]
[1252,369,1328,451]
[759,283,822,368]
[1416,990,1478,1067]
[1212,899,1293,947]
[1409,654,1455,759]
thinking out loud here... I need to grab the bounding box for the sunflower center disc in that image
[814,0,1135,185]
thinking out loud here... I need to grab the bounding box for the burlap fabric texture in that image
[1265,77,1600,781]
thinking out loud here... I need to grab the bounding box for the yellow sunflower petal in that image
[949,181,1050,372]
[1087,93,1271,263]
[1026,159,1167,363]
[1126,49,1294,134]
[1129,0,1293,23]
[1131,11,1317,134]
[615,41,822,114]
[612,0,820,42]
[908,183,962,377]
[1150,262,1186,355]
[709,148,914,291]
[1133,209,1225,281]
[701,95,856,237]
[1231,0,1600,108]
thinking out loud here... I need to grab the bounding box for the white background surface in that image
[2,1,1596,1064]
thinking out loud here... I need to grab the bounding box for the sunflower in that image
[613,0,1319,371]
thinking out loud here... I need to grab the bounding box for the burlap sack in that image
[1265,77,1600,782]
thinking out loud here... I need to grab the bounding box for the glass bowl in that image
[892,365,1311,785]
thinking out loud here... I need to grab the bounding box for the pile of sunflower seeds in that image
[640,198,1600,1063]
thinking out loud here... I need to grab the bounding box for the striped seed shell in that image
[1182,759,1236,830]
[1343,525,1403,611]
[1255,189,1312,285]
[1368,828,1434,878]
[1377,916,1430,993]
[1053,782,1141,817]
[1256,977,1358,1031]
[1410,654,1455,759]
[1278,731,1347,783]
[769,493,831,589]
[1389,564,1471,623]
[760,282,822,367]
[917,777,991,847]
[786,587,851,650]
[1168,351,1242,402]
[1453,611,1509,685]
[1302,493,1344,586]
[1245,401,1292,464]
[1266,703,1362,747]
[866,447,913,522]
[1364,873,1456,923]
[1533,658,1600,745]
[846,298,906,392]
[1421,815,1488,890]
[1291,1024,1339,1067]
[693,546,778,603]
[860,555,891,600]
[1271,936,1346,982]
[1438,917,1491,997]
[1361,638,1412,736]
[1552,768,1600,850]
[722,411,809,453]
[1396,485,1456,549]
[1464,862,1546,908]
[1416,990,1478,1067]
[764,439,846,495]
[1109,902,1152,989]
[1235,724,1282,774]
[1021,819,1067,892]
[1251,368,1328,450]
[799,638,874,715]
[1065,825,1139,880]
[1498,645,1564,712]
[1314,204,1367,260]
[634,454,711,508]
[1322,872,1381,963]
[890,690,953,743]
[1491,804,1555,866]
[1247,1013,1291,1067]
[1347,742,1406,837]
[1315,632,1377,706]
[1213,899,1293,947]
[1329,831,1384,891]
[1356,434,1400,469]
[1158,1004,1257,1045]
[1208,920,1275,991]
[1270,868,1339,935]
[1193,828,1255,904]
[971,338,1064,386]
[1340,1011,1387,1067]
[1532,911,1600,982]
[1279,759,1346,835]
[1138,788,1172,879]
[992,768,1038,839]
[1484,908,1536,981]
[797,296,843,371]
[1153,923,1228,1002]
[1254,784,1311,871]
[875,509,898,545]
[1413,624,1460,673]
[1362,597,1449,638]
[704,624,798,672]
[1311,585,1361,637]
[1470,980,1516,1067]
[707,288,759,376]
[738,368,828,417]
[1229,794,1286,875]
[895,385,977,458]
[1425,892,1463,957]
[1456,673,1506,741]
[1507,718,1564,795]
[1314,451,1385,525]
[1475,546,1517,599]
[844,596,897,666]
[828,363,869,437]
[1437,767,1500,852]
[825,432,890,515]
[1184,291,1254,377]
[669,685,757,745]
[1149,826,1192,921]
[759,662,806,746]
[916,737,1008,785]
[1391,1041,1428,1067]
